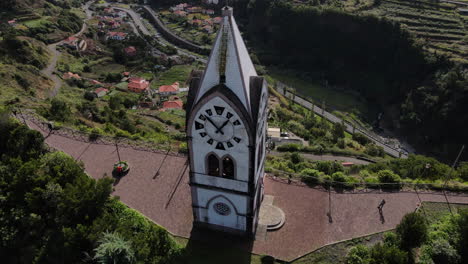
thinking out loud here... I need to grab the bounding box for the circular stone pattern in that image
[258,204,286,231]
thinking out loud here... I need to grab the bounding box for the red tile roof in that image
[124,46,137,55]
[159,82,179,93]
[107,32,127,38]
[128,77,150,92]
[94,88,109,94]
[163,100,183,109]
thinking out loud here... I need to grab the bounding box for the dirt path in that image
[41,1,93,98]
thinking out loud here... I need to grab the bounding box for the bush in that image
[84,91,96,101]
[315,161,344,175]
[89,128,101,141]
[369,243,408,264]
[277,143,301,152]
[458,210,468,262]
[365,143,385,157]
[321,175,332,189]
[290,152,303,164]
[457,162,468,182]
[396,212,428,250]
[49,98,71,121]
[260,255,275,264]
[332,171,349,188]
[300,168,321,186]
[377,169,401,188]
[346,245,370,264]
[427,238,460,264]
[364,176,380,189]
[337,138,345,149]
[352,132,371,145]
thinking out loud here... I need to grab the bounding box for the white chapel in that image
[186,6,268,236]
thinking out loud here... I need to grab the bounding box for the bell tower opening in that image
[222,156,235,179]
[207,154,220,176]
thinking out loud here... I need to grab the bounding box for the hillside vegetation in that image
[233,0,468,159]
[360,0,468,64]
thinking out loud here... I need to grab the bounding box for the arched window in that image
[222,156,234,179]
[207,154,220,176]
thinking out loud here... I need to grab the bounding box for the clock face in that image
[193,105,243,150]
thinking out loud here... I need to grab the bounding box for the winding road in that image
[41,1,93,98]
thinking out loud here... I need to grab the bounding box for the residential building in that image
[203,25,213,33]
[94,88,109,98]
[158,82,180,96]
[204,9,215,15]
[124,46,137,56]
[174,10,187,17]
[213,17,222,24]
[62,36,79,49]
[162,100,183,110]
[106,32,127,40]
[116,11,127,18]
[187,6,203,13]
[128,77,150,93]
[63,72,81,80]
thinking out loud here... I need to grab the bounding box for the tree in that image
[332,122,345,141]
[457,162,468,182]
[49,98,71,121]
[94,232,135,264]
[377,170,401,185]
[290,152,303,164]
[369,243,408,264]
[396,212,428,250]
[458,210,468,263]
[428,238,460,264]
[346,245,370,264]
[352,133,371,145]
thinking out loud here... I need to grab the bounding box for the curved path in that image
[25,119,468,261]
[41,1,93,98]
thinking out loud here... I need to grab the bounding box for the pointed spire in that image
[195,6,257,115]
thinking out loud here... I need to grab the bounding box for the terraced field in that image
[361,0,468,64]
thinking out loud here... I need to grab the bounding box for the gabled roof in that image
[195,6,257,116]
[159,82,179,93]
[163,100,183,109]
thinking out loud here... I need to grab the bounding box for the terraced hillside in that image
[360,0,468,64]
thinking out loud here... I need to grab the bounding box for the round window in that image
[213,202,231,216]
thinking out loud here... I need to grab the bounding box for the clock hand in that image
[205,116,224,135]
[216,120,230,134]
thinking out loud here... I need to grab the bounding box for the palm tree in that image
[94,231,135,264]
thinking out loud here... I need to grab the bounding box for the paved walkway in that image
[27,120,468,261]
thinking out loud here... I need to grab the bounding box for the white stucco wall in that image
[191,96,250,182]
[194,187,248,231]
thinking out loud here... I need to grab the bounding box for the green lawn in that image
[23,17,51,28]
[267,68,368,116]
[151,65,194,89]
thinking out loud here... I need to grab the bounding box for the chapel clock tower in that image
[186,6,268,236]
